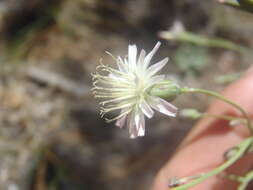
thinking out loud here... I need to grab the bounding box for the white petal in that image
[128,44,137,69]
[124,58,130,72]
[118,56,124,65]
[108,73,128,83]
[139,100,154,118]
[146,57,168,77]
[145,75,165,89]
[101,95,135,105]
[148,96,177,117]
[128,112,138,138]
[135,112,145,136]
[143,42,161,69]
[116,114,127,128]
[124,58,128,65]
[117,56,127,72]
[137,49,146,66]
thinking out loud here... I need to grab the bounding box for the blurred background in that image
[0,0,252,190]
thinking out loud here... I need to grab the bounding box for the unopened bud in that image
[224,147,238,160]
[229,119,245,127]
[180,109,202,120]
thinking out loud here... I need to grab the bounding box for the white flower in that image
[92,42,177,138]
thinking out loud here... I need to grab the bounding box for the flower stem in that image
[159,30,250,54]
[218,0,253,13]
[238,170,253,190]
[180,108,246,124]
[181,87,253,134]
[170,137,253,190]
[202,113,246,124]
[218,0,241,8]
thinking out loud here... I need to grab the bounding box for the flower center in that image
[134,75,146,100]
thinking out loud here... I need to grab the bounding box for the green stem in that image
[202,113,246,124]
[218,0,253,13]
[238,170,253,190]
[180,109,245,123]
[170,137,253,190]
[218,0,241,8]
[159,31,250,54]
[182,88,253,134]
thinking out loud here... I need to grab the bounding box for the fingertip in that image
[152,66,253,190]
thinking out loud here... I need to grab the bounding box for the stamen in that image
[99,95,135,105]
[105,109,131,123]
[101,102,134,113]
[94,91,135,97]
[92,74,133,85]
[92,86,134,92]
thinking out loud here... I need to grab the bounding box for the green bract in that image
[148,80,182,101]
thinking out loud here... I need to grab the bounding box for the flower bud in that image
[180,109,202,120]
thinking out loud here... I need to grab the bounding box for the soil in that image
[0,0,252,189]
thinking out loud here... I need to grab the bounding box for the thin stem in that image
[159,31,250,54]
[238,170,253,190]
[182,87,253,134]
[180,109,245,123]
[217,0,253,13]
[170,137,253,190]
[202,113,244,121]
[202,113,246,124]
[218,0,241,8]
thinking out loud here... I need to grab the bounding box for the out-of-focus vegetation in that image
[174,44,209,76]
[219,0,253,13]
[0,0,252,190]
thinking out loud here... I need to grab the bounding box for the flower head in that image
[92,42,178,138]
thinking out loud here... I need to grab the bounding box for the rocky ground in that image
[0,0,252,190]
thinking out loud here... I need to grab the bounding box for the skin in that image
[151,66,253,190]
